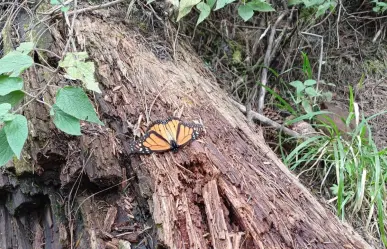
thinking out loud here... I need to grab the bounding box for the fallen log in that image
[0,5,372,249]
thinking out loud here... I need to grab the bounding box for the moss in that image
[1,23,13,53]
[363,59,387,77]
[13,155,34,176]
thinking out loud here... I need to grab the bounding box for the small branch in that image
[13,75,55,114]
[231,99,302,138]
[21,90,52,109]
[301,32,324,97]
[67,0,126,16]
[257,11,288,114]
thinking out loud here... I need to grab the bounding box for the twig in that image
[67,0,126,16]
[301,32,324,96]
[13,75,56,114]
[336,0,342,49]
[21,90,52,109]
[62,0,78,59]
[231,99,302,138]
[257,11,288,114]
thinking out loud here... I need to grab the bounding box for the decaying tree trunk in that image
[0,7,372,249]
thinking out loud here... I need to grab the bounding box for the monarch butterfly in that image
[130,117,203,154]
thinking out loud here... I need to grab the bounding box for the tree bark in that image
[0,8,372,249]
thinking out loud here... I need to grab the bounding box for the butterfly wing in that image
[130,130,172,154]
[147,118,181,142]
[176,121,203,147]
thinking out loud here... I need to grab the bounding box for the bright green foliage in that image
[59,52,101,93]
[301,51,312,79]
[0,106,27,164]
[282,86,387,247]
[289,79,333,113]
[4,114,28,159]
[16,42,34,54]
[0,76,24,108]
[0,76,23,95]
[207,0,216,7]
[177,0,202,21]
[0,90,25,107]
[289,0,337,18]
[246,0,275,12]
[214,0,236,10]
[0,51,34,77]
[176,0,275,25]
[196,2,211,25]
[0,129,15,166]
[50,0,70,12]
[61,6,70,12]
[372,0,387,13]
[0,42,104,167]
[51,104,81,136]
[54,86,103,125]
[238,5,254,21]
[50,87,103,135]
[0,103,11,117]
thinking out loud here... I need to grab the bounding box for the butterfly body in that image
[130,117,203,154]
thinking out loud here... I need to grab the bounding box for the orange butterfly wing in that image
[176,121,202,147]
[130,130,171,154]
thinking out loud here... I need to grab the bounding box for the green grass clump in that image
[282,103,387,247]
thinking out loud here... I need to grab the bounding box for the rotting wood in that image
[77,17,369,249]
[75,15,371,249]
[0,7,375,249]
[203,179,232,249]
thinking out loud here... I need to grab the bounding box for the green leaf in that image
[50,0,60,4]
[304,0,324,7]
[60,52,89,66]
[0,75,23,95]
[1,113,16,122]
[0,103,11,117]
[0,51,34,77]
[0,90,25,107]
[301,51,312,79]
[55,87,103,125]
[316,2,331,18]
[238,4,254,21]
[59,52,101,93]
[0,129,15,167]
[288,0,304,5]
[196,2,211,25]
[176,0,201,21]
[289,80,306,94]
[16,42,34,54]
[4,114,28,159]
[304,79,317,86]
[207,0,216,8]
[61,6,70,12]
[215,0,236,11]
[321,91,333,102]
[305,86,320,97]
[247,0,275,11]
[302,99,312,113]
[51,104,81,136]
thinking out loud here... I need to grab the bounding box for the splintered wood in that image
[203,180,232,249]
